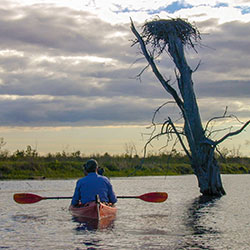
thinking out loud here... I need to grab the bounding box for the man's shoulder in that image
[77,176,87,183]
[98,175,111,182]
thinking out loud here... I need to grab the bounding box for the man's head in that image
[84,159,98,173]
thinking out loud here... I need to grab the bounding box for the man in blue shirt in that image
[71,159,117,206]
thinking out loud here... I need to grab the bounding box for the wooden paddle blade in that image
[138,192,168,203]
[13,193,44,204]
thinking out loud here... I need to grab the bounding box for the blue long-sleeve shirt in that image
[71,173,117,206]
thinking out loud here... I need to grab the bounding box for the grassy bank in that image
[0,150,250,180]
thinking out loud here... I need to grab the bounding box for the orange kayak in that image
[69,200,117,229]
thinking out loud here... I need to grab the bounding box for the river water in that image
[0,175,249,250]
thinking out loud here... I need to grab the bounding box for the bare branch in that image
[205,107,246,140]
[205,106,229,132]
[152,101,175,124]
[167,117,192,160]
[143,114,192,160]
[130,18,184,110]
[144,101,176,145]
[143,131,170,158]
[136,64,150,81]
[129,56,146,68]
[223,106,228,116]
[215,120,250,145]
[207,126,233,138]
[192,59,201,73]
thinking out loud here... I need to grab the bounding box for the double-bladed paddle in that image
[13,192,168,204]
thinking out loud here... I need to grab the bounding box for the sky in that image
[0,0,250,156]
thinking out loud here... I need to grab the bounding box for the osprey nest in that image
[141,18,201,53]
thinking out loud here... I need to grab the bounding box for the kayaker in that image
[71,159,117,207]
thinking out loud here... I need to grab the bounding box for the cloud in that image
[196,80,250,98]
[0,94,160,126]
[0,1,249,129]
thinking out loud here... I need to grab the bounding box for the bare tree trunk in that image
[167,36,226,196]
[131,18,250,196]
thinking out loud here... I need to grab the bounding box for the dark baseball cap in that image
[84,159,98,172]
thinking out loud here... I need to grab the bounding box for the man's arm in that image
[71,181,81,206]
[106,180,117,204]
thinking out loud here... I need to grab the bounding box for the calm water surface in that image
[0,175,250,249]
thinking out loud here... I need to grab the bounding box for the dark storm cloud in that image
[0,3,249,126]
[0,95,156,126]
[0,7,102,53]
[0,4,132,59]
[196,80,250,98]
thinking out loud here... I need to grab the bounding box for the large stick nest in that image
[141,18,201,54]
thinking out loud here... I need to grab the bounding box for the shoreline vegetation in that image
[0,146,250,180]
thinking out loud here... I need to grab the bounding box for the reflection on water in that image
[187,196,220,234]
[82,239,102,249]
[179,196,221,250]
[1,175,250,249]
[72,216,116,231]
[12,213,48,224]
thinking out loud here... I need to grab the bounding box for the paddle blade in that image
[138,192,168,203]
[13,193,44,204]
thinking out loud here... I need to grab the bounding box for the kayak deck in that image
[69,201,117,220]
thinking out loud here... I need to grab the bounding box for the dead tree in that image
[131,18,250,196]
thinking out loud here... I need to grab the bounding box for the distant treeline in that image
[0,145,250,180]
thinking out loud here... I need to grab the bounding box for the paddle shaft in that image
[38,196,141,199]
[42,196,72,200]
[117,196,140,199]
[42,195,165,200]
[24,195,148,200]
[44,194,167,202]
